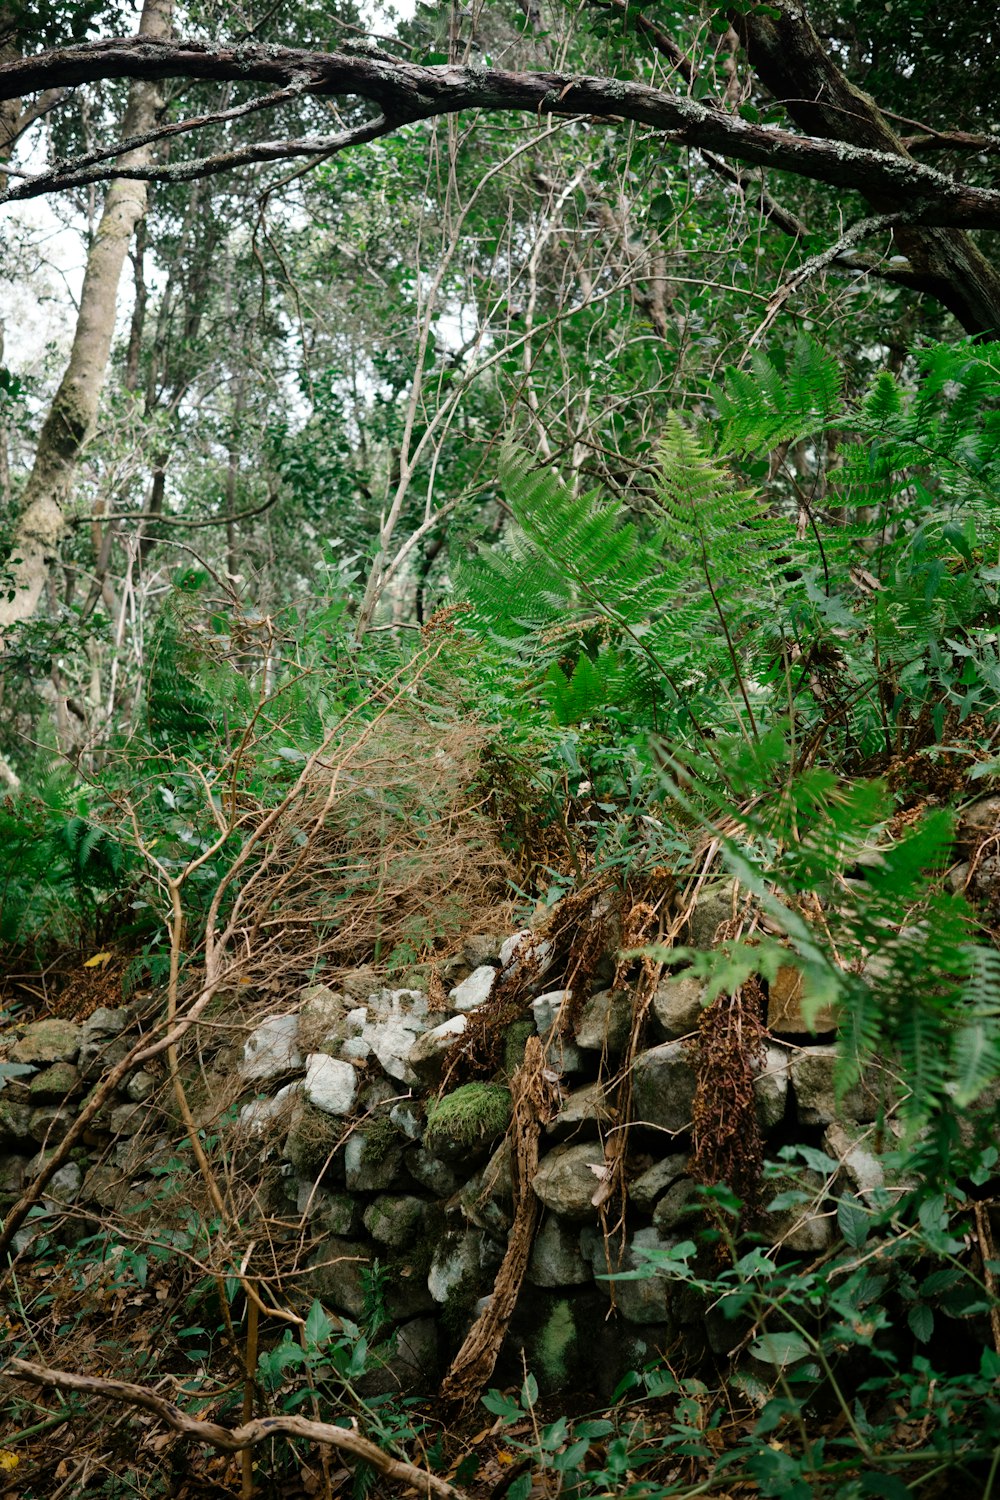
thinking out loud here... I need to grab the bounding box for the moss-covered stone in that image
[28,1062,81,1110]
[282,1100,347,1178]
[503,1018,534,1077]
[424,1083,511,1161]
[533,1297,577,1387]
[363,1194,427,1249]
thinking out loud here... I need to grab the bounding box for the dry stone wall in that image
[0,894,909,1395]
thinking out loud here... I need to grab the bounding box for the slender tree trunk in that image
[0,0,173,645]
[0,321,10,513]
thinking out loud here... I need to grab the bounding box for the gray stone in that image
[761,1169,834,1252]
[385,1276,437,1323]
[574,989,631,1054]
[82,1163,130,1212]
[82,1007,129,1038]
[389,1102,424,1140]
[320,1195,363,1238]
[462,933,504,966]
[340,967,381,1002]
[631,1041,697,1136]
[126,1070,157,1104]
[405,1147,460,1197]
[310,1237,373,1318]
[652,1178,702,1232]
[78,1032,132,1080]
[28,1105,73,1145]
[298,986,348,1049]
[629,1154,689,1212]
[0,1154,28,1193]
[449,966,496,1012]
[428,1228,488,1304]
[540,1034,585,1077]
[0,1093,32,1145]
[651,976,705,1039]
[363,1195,427,1249]
[532,1142,606,1220]
[304,1054,357,1116]
[342,1036,373,1064]
[754,1044,791,1130]
[957,795,1000,854]
[109,1102,145,1137]
[688,883,735,949]
[458,1167,512,1237]
[343,1131,405,1191]
[480,1141,513,1209]
[242,1013,303,1082]
[282,1099,347,1178]
[44,1161,82,1204]
[591,1227,681,1326]
[824,1123,886,1200]
[239,1082,300,1134]
[546,1082,614,1142]
[390,1317,439,1385]
[9,1018,81,1065]
[531,990,571,1033]
[28,1062,82,1104]
[407,1015,467,1084]
[528,1217,590,1287]
[790,1046,888,1126]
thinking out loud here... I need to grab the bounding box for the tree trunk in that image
[733,1,1000,338]
[0,0,173,645]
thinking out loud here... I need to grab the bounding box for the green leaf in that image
[521,1371,539,1408]
[482,1389,521,1420]
[749,1331,812,1367]
[908,1303,934,1342]
[305,1298,335,1348]
[861,1475,917,1498]
[838,1196,871,1251]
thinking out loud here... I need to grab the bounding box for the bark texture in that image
[4,37,1000,238]
[0,0,173,643]
[734,0,1000,336]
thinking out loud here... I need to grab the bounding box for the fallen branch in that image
[439,1036,559,1406]
[6,1359,469,1500]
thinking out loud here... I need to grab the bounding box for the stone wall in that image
[0,896,909,1396]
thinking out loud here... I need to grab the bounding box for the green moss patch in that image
[424,1082,512,1157]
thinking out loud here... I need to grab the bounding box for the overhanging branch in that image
[4,37,1000,228]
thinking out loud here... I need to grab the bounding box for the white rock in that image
[500,931,553,978]
[361,991,430,1084]
[408,1015,467,1082]
[500,929,533,968]
[242,1014,303,1081]
[532,990,571,1032]
[304,1055,358,1116]
[239,1082,301,1132]
[341,1036,372,1063]
[449,965,496,1012]
[345,1008,367,1034]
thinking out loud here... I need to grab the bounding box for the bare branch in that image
[7,1359,469,1500]
[2,113,392,200]
[0,80,311,189]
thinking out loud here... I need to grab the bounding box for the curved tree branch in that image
[3,37,1000,232]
